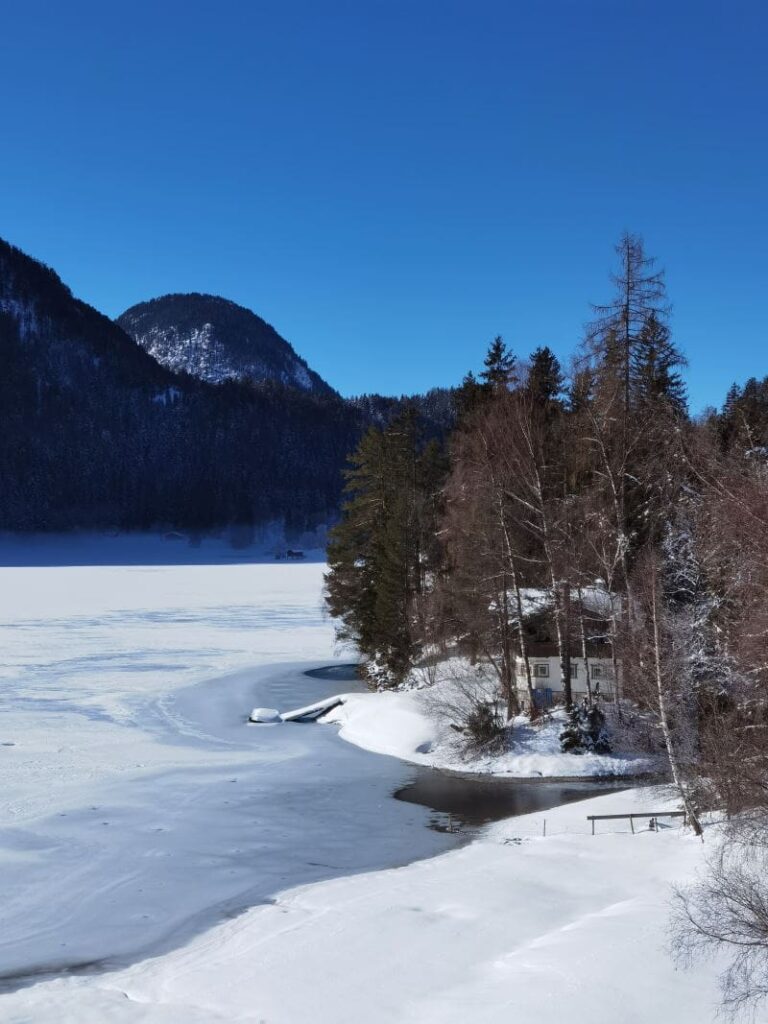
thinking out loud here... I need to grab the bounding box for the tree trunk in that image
[649,580,703,838]
[561,581,573,708]
[577,591,593,706]
[511,561,536,716]
[500,580,519,719]
[496,494,535,716]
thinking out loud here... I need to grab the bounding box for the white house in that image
[515,643,620,707]
[487,584,622,708]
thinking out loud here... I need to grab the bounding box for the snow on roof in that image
[491,584,619,620]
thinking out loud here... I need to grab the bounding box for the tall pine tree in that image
[480,336,517,391]
[631,312,687,417]
[325,409,446,685]
[527,346,565,406]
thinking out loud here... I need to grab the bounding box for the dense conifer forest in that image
[0,238,451,534]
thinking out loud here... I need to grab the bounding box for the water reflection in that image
[396,768,626,832]
[304,663,362,682]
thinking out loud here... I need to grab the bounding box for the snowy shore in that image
[324,683,656,779]
[0,548,721,1022]
[2,786,721,1023]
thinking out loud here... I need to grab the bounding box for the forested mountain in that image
[0,237,459,534]
[118,293,333,394]
[0,238,363,532]
[349,387,457,438]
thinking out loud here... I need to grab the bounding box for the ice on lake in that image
[0,548,455,984]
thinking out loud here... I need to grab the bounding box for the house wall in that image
[514,655,618,701]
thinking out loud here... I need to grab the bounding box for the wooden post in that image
[591,818,595,836]
[630,817,635,834]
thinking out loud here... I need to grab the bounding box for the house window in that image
[569,665,578,679]
[533,663,549,678]
[591,665,603,679]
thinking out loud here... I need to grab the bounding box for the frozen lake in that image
[0,553,461,985]
[0,546,602,991]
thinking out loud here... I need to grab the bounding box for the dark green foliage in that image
[717,377,768,450]
[559,705,586,754]
[349,388,457,438]
[567,367,594,413]
[585,704,612,754]
[465,702,506,752]
[527,346,565,405]
[454,339,518,423]
[560,701,611,754]
[325,411,446,685]
[455,371,487,419]
[631,313,687,416]
[481,336,517,390]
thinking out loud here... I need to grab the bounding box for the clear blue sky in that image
[1,1,765,409]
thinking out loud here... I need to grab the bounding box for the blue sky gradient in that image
[1,1,765,408]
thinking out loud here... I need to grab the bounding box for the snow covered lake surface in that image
[0,552,454,982]
[0,540,722,1021]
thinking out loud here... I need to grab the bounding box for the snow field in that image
[0,559,331,824]
[0,546,722,1023]
[1,787,722,1024]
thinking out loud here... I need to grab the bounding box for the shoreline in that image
[2,659,634,994]
[0,781,720,1023]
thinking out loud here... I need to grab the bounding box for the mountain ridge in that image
[0,236,361,532]
[117,292,334,395]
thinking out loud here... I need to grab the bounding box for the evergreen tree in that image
[325,410,446,685]
[567,366,594,414]
[527,346,565,406]
[455,370,486,420]
[560,701,611,753]
[631,313,687,416]
[585,703,611,753]
[588,232,671,415]
[560,704,586,753]
[480,336,517,390]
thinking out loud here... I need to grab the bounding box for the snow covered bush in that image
[560,701,611,755]
[423,663,508,755]
[464,701,506,752]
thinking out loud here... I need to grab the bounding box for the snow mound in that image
[249,707,282,723]
[324,685,654,778]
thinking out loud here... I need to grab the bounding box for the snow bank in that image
[0,786,723,1023]
[326,689,438,760]
[324,682,653,778]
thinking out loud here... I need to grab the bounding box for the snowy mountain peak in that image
[117,293,333,394]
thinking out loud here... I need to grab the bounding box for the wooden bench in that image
[587,811,687,835]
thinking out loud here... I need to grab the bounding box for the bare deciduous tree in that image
[672,820,768,1015]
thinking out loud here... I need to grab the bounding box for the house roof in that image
[492,585,620,622]
[519,643,614,659]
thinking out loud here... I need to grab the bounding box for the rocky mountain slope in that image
[118,293,333,394]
